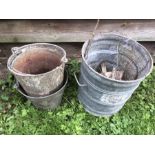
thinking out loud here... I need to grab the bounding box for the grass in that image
[0,59,155,135]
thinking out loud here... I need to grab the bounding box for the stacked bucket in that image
[7,43,68,110]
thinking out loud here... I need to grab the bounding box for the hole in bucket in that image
[13,48,62,75]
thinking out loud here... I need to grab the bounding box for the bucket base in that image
[31,96,62,110]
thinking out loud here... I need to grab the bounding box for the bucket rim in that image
[16,71,68,99]
[7,43,67,77]
[82,33,154,84]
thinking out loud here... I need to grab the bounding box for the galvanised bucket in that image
[75,33,153,117]
[15,71,68,110]
[7,43,68,97]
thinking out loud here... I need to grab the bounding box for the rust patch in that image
[13,48,61,74]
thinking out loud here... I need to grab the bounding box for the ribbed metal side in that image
[78,61,139,116]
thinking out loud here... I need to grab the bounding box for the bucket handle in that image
[13,82,28,98]
[11,47,20,55]
[13,81,19,89]
[74,72,87,87]
[61,57,68,63]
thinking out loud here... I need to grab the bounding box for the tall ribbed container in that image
[76,34,153,116]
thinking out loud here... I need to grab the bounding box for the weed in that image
[0,59,155,135]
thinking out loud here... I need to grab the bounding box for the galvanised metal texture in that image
[16,71,68,110]
[7,43,68,97]
[76,33,153,117]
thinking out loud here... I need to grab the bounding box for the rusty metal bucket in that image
[7,43,68,97]
[15,71,68,110]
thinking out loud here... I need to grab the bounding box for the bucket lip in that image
[16,71,68,99]
[7,43,67,77]
[82,33,154,84]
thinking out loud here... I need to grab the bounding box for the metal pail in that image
[75,33,153,116]
[16,71,68,110]
[7,43,68,96]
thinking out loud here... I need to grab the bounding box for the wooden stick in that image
[111,68,124,80]
[100,63,124,80]
[101,63,107,75]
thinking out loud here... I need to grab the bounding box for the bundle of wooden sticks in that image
[100,63,124,80]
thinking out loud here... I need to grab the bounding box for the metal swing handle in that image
[11,47,20,54]
[74,72,87,87]
[85,19,100,58]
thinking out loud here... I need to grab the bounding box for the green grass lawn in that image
[0,59,155,135]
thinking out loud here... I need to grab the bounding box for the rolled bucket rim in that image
[7,43,67,77]
[16,71,68,99]
[82,33,154,84]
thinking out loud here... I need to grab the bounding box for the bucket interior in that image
[12,48,62,74]
[84,35,153,81]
